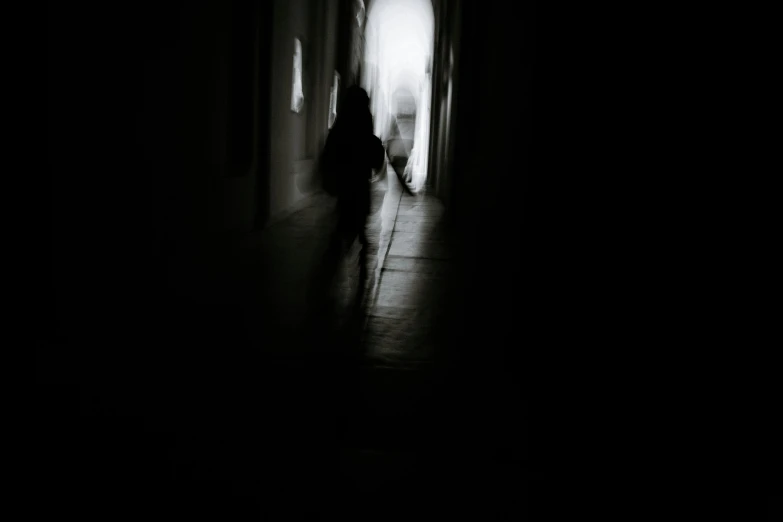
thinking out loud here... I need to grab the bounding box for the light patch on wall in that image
[328,71,340,129]
[355,0,366,28]
[291,38,304,113]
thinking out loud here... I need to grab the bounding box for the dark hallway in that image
[45,0,532,518]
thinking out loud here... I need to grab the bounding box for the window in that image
[291,38,304,113]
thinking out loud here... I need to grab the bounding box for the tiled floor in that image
[57,161,526,518]
[235,159,454,367]
[225,161,456,451]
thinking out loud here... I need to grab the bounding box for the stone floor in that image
[208,163,491,510]
[48,161,527,519]
[233,159,454,366]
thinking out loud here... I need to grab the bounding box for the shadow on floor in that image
[40,165,528,518]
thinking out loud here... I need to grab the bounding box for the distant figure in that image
[315,86,385,323]
[322,87,385,279]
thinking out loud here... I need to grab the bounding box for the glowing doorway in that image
[362,0,434,193]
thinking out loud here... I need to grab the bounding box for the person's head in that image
[338,86,372,133]
[343,85,370,110]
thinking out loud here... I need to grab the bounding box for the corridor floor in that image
[73,161,526,518]
[235,158,454,367]
[219,161,470,514]
[237,158,454,409]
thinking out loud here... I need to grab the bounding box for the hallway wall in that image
[49,0,346,343]
[439,0,534,463]
[46,6,363,474]
[50,1,245,343]
[267,0,340,219]
[47,1,349,496]
[427,0,461,205]
[449,1,533,246]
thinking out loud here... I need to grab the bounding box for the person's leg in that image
[355,205,370,311]
[358,219,368,282]
[306,206,345,332]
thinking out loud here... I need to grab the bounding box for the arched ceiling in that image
[365,0,433,105]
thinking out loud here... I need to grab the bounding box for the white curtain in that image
[404,76,430,191]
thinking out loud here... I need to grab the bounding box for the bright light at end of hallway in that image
[363,0,434,193]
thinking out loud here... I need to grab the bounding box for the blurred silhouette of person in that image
[310,86,385,335]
